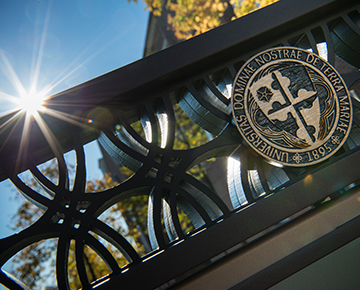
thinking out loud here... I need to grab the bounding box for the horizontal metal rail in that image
[1,0,360,289]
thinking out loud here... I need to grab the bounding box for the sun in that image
[17,91,46,117]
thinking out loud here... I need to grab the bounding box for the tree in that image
[9,101,215,289]
[8,1,280,288]
[132,0,279,41]
[9,160,151,289]
[8,104,215,288]
[9,155,195,289]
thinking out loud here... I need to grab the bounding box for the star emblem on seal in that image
[231,47,352,167]
[257,87,273,102]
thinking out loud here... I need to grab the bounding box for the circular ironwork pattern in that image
[231,47,353,166]
[1,4,360,288]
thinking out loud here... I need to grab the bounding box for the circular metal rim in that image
[231,46,353,167]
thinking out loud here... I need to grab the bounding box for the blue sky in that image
[0,0,149,114]
[0,0,150,276]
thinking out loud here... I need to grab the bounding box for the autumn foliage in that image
[135,0,279,40]
[9,1,280,288]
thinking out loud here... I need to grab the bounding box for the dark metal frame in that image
[1,0,360,289]
[230,214,360,290]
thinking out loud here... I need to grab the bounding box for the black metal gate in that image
[1,0,360,289]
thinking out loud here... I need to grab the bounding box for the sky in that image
[0,0,149,114]
[0,0,150,283]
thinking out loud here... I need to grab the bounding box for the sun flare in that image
[17,91,46,117]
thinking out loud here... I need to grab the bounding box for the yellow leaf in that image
[217,2,224,12]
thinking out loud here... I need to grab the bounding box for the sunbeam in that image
[0,0,128,176]
[0,50,27,98]
[0,49,47,117]
[0,111,25,153]
[29,0,52,96]
[16,90,46,117]
[32,110,63,159]
[41,22,127,97]
[44,107,94,129]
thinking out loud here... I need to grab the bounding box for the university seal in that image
[231,47,352,166]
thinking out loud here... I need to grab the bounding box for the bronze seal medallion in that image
[231,47,352,166]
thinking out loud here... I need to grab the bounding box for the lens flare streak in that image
[0,0,124,177]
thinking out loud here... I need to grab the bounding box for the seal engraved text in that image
[231,47,352,166]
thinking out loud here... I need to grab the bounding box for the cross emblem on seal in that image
[231,47,352,167]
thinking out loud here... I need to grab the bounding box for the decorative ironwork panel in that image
[1,0,360,289]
